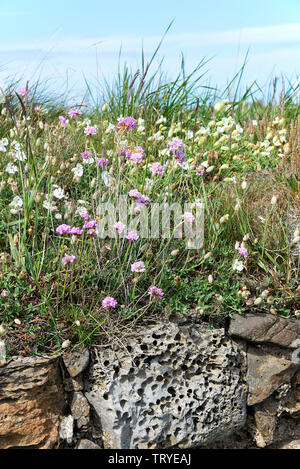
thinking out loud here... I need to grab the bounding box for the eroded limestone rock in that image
[71,391,90,428]
[85,321,247,449]
[0,356,64,449]
[77,439,101,449]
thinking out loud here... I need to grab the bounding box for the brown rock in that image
[71,392,90,428]
[247,345,299,405]
[63,348,89,378]
[77,439,101,449]
[229,313,300,348]
[0,356,64,449]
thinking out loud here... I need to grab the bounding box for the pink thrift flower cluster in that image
[150,162,165,176]
[131,261,146,273]
[238,247,249,258]
[117,117,137,132]
[59,116,67,129]
[129,189,149,205]
[68,109,82,120]
[168,138,186,163]
[80,150,93,160]
[102,296,118,308]
[114,221,125,234]
[61,254,76,265]
[97,157,110,167]
[126,231,139,242]
[195,165,205,176]
[84,126,97,136]
[148,286,164,298]
[126,146,145,164]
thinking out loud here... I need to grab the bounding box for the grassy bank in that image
[0,53,299,356]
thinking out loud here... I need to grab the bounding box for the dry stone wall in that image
[0,313,299,449]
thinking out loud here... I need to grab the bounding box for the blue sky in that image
[1,0,299,98]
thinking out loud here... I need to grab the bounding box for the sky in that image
[0,0,299,100]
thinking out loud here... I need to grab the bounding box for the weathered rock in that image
[0,340,6,365]
[71,392,90,428]
[85,321,247,449]
[63,348,89,378]
[229,313,300,349]
[247,345,299,405]
[77,439,101,449]
[59,415,74,444]
[0,356,64,449]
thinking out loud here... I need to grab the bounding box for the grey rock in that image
[229,313,300,349]
[247,344,299,405]
[59,415,74,444]
[77,439,101,449]
[85,321,246,449]
[71,391,90,428]
[63,348,89,378]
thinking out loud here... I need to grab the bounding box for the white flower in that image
[52,187,65,199]
[185,130,194,139]
[105,123,115,134]
[71,163,83,178]
[102,171,115,187]
[15,149,27,161]
[55,213,62,220]
[0,138,8,152]
[5,163,18,174]
[10,196,23,210]
[232,259,244,272]
[76,206,88,215]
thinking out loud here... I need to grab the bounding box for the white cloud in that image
[0,23,299,54]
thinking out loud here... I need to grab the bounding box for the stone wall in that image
[0,313,299,449]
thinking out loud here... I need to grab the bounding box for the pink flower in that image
[56,224,72,235]
[174,150,186,163]
[80,150,93,160]
[19,88,27,97]
[131,261,146,273]
[168,138,184,152]
[68,109,82,120]
[129,152,144,164]
[34,106,41,112]
[97,157,110,167]
[117,117,137,132]
[148,286,164,298]
[59,116,67,128]
[83,220,97,229]
[102,296,118,308]
[128,190,149,205]
[84,126,97,136]
[184,212,195,224]
[80,213,91,221]
[70,227,83,236]
[126,231,139,242]
[61,254,76,265]
[150,162,165,176]
[87,229,97,237]
[195,165,205,176]
[238,247,249,258]
[114,221,125,234]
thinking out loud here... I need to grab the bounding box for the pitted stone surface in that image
[85,322,246,449]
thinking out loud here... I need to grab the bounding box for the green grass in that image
[0,43,299,355]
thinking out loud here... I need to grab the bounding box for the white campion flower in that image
[71,163,83,178]
[0,138,8,152]
[10,196,23,210]
[185,130,194,139]
[52,187,65,199]
[5,163,18,174]
[105,123,115,134]
[232,259,244,272]
[15,149,27,162]
[102,171,115,188]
